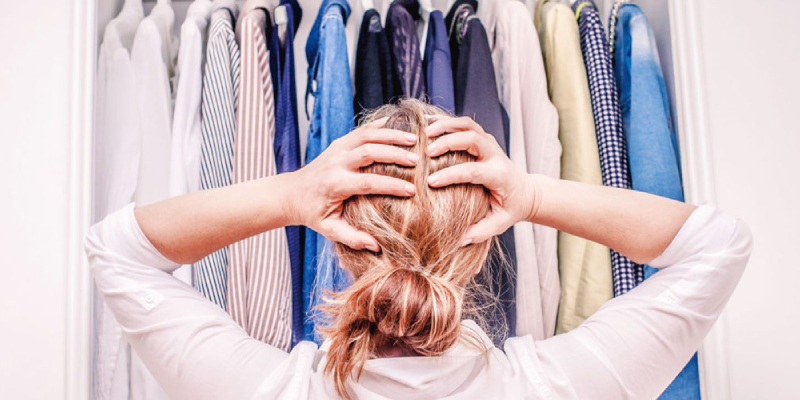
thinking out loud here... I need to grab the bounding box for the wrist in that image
[273,172,302,227]
[525,174,548,223]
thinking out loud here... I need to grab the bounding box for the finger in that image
[424,116,481,138]
[349,128,417,149]
[340,173,416,197]
[460,213,511,246]
[426,130,489,158]
[359,116,390,130]
[427,162,491,188]
[321,218,381,252]
[424,114,442,125]
[350,143,419,168]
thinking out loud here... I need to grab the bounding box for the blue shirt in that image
[613,5,699,400]
[303,0,355,343]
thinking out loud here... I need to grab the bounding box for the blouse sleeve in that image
[510,205,753,399]
[84,203,293,400]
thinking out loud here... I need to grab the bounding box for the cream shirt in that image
[84,203,752,400]
[536,1,615,334]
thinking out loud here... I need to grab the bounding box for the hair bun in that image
[321,99,494,399]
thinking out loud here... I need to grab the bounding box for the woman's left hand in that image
[286,118,419,252]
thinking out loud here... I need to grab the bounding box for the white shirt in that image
[84,203,752,400]
[131,0,177,208]
[93,1,143,399]
[169,0,213,199]
[480,0,563,340]
[129,2,178,399]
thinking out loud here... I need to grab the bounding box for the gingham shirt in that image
[574,0,641,295]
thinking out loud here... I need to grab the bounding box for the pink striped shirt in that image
[228,2,292,351]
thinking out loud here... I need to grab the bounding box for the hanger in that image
[274,4,288,25]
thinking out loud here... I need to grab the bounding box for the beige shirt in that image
[480,0,562,341]
[85,202,752,399]
[536,1,614,334]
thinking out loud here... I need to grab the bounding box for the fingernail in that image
[407,152,419,163]
[368,243,381,252]
[405,183,416,194]
[427,174,439,185]
[404,133,416,143]
[427,143,436,154]
[461,238,473,247]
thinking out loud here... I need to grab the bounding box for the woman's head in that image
[319,99,495,398]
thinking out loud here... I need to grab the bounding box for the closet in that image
[83,0,723,398]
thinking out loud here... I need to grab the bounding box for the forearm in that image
[134,173,294,265]
[529,174,696,265]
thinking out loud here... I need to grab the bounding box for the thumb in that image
[459,211,512,247]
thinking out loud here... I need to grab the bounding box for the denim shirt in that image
[613,5,699,400]
[613,4,682,206]
[303,0,354,343]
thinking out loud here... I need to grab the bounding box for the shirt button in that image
[145,293,155,303]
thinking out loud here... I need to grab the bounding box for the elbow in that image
[726,217,754,276]
[83,223,105,277]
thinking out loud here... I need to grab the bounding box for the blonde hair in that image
[318,99,495,398]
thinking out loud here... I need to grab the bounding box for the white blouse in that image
[84,203,752,400]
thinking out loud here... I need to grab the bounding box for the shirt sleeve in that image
[84,203,293,400]
[515,205,753,399]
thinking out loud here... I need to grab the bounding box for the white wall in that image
[0,0,75,398]
[696,1,800,399]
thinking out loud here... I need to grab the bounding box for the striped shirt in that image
[228,1,292,351]
[194,3,240,310]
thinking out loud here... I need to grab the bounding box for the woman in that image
[85,100,752,399]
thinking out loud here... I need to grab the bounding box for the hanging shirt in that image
[573,0,639,297]
[169,0,213,200]
[303,0,355,343]
[85,201,753,400]
[445,0,517,346]
[535,1,613,335]
[269,0,305,348]
[385,0,426,99]
[169,0,213,288]
[129,1,179,398]
[194,2,241,310]
[228,0,292,351]
[613,4,699,399]
[131,1,177,209]
[354,9,397,114]
[481,0,562,340]
[94,3,143,399]
[422,10,455,113]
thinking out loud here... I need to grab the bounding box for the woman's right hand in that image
[424,116,541,246]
